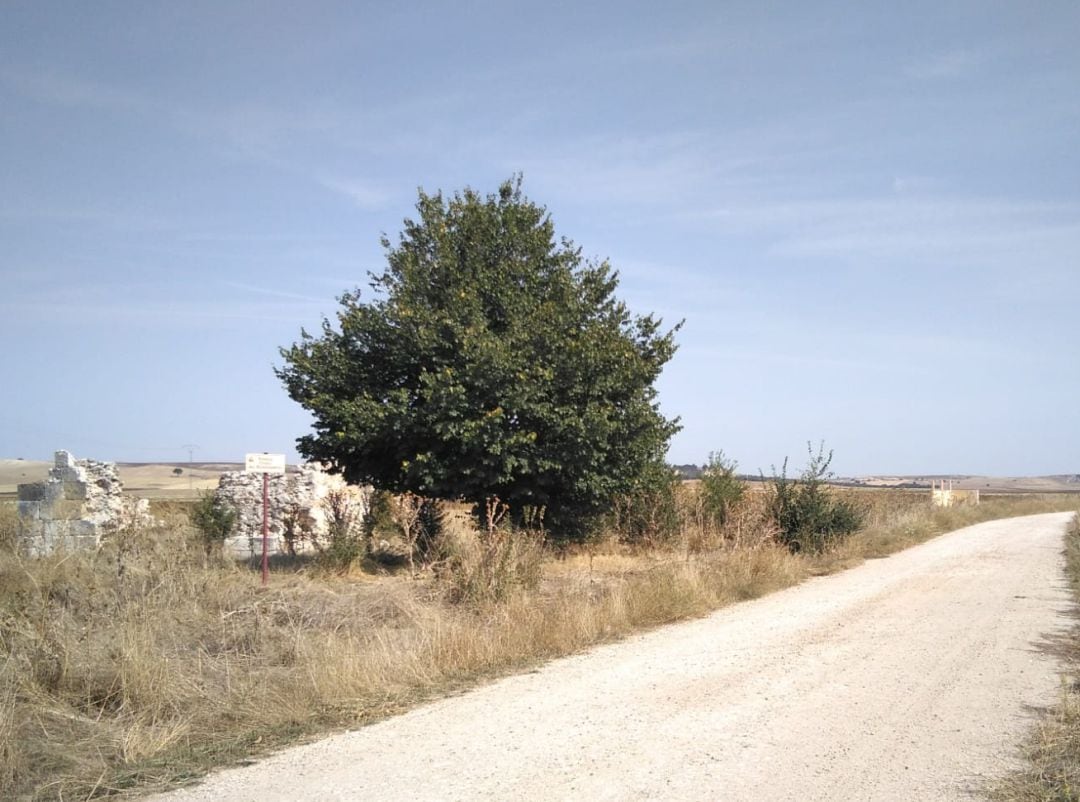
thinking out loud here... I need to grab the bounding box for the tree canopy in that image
[277,177,681,538]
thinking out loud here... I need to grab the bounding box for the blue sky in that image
[2,1,1078,476]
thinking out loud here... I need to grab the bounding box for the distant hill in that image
[852,475,1080,493]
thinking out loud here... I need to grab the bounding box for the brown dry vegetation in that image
[1,491,1078,800]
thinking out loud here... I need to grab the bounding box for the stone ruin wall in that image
[930,480,980,508]
[17,450,151,556]
[213,464,370,558]
[14,452,368,560]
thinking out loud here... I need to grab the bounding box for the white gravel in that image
[156,512,1074,801]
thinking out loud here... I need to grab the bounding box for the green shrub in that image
[281,503,312,557]
[363,489,397,539]
[700,451,745,530]
[609,460,682,542]
[313,488,366,572]
[189,493,236,555]
[415,498,446,563]
[766,442,866,553]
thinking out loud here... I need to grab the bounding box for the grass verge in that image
[1,494,1077,800]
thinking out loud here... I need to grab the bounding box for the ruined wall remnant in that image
[213,464,370,558]
[17,450,151,556]
[930,479,980,508]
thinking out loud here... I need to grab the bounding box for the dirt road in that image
[159,512,1074,801]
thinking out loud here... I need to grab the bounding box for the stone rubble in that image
[17,450,152,556]
[213,463,370,558]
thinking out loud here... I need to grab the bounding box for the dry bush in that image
[310,488,367,572]
[393,493,446,572]
[708,489,778,551]
[439,521,544,604]
[0,502,19,552]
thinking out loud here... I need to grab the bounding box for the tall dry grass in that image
[0,502,17,552]
[846,490,1080,557]
[1,491,1077,799]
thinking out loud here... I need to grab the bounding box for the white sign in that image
[244,453,287,474]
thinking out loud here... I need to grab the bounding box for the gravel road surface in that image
[158,512,1074,801]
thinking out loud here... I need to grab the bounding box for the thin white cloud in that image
[1,296,320,326]
[891,175,941,194]
[223,280,331,304]
[2,269,331,327]
[511,130,777,209]
[904,48,983,80]
[680,343,917,375]
[0,200,178,233]
[699,196,1080,269]
[0,67,145,111]
[1,65,399,215]
[315,176,393,210]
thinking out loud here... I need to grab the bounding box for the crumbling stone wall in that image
[17,450,151,556]
[930,480,980,508]
[213,464,369,558]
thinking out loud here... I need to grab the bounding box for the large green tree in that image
[277,177,681,538]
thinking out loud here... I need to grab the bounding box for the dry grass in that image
[988,512,1080,801]
[0,502,17,553]
[1,491,1077,800]
[814,490,1080,569]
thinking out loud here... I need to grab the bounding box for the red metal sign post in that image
[244,452,286,588]
[261,470,269,586]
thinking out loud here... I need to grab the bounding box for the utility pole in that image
[182,444,199,493]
